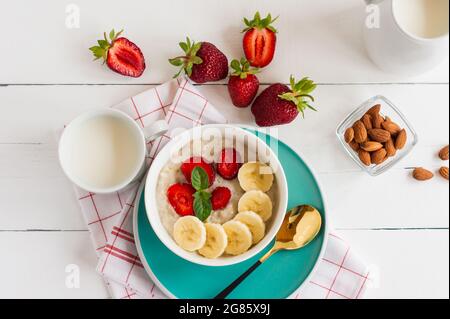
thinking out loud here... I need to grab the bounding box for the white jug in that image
[364,0,449,75]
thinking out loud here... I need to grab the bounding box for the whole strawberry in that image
[251,76,317,127]
[228,58,260,108]
[169,37,228,83]
[243,12,278,68]
[89,29,146,77]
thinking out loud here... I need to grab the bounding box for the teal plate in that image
[134,130,327,299]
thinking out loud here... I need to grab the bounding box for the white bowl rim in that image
[144,124,288,267]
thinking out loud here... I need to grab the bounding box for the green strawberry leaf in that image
[279,75,318,117]
[191,166,210,191]
[168,58,184,67]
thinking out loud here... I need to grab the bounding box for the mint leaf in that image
[191,166,209,191]
[193,191,212,221]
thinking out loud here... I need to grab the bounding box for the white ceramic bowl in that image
[144,125,288,267]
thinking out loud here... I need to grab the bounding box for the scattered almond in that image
[385,138,397,157]
[362,114,373,130]
[368,129,391,143]
[372,113,385,129]
[382,121,401,136]
[371,148,387,165]
[439,167,449,180]
[439,145,449,161]
[349,140,360,152]
[358,149,371,166]
[412,167,434,181]
[353,121,367,144]
[366,104,381,118]
[395,129,407,150]
[361,141,383,152]
[344,127,354,143]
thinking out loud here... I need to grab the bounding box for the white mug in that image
[364,0,449,75]
[59,109,168,194]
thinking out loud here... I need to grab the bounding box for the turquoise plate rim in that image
[133,127,328,299]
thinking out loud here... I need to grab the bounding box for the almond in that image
[368,129,391,143]
[385,138,397,157]
[412,167,434,181]
[353,121,367,144]
[358,149,371,166]
[371,148,387,165]
[366,104,381,118]
[372,113,385,129]
[344,127,354,143]
[395,129,407,150]
[361,141,383,152]
[349,140,360,152]
[439,166,449,180]
[361,114,373,130]
[382,121,401,136]
[439,145,449,161]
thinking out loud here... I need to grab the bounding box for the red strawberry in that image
[89,29,146,78]
[211,187,232,210]
[169,37,228,83]
[167,183,195,216]
[243,12,278,68]
[228,58,260,108]
[251,76,317,127]
[180,157,215,186]
[217,148,241,180]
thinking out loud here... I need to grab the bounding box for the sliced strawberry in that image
[217,148,241,180]
[90,29,146,78]
[211,187,232,210]
[167,183,195,216]
[243,12,278,68]
[180,157,215,186]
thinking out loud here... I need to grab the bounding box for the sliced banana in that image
[198,223,228,259]
[223,221,253,256]
[238,190,273,222]
[234,211,266,244]
[173,216,206,252]
[238,162,274,192]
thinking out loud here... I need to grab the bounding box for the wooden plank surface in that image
[0,0,448,299]
[0,0,448,84]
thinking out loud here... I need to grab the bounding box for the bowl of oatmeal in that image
[144,125,288,266]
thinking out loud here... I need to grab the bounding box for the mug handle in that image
[142,119,169,142]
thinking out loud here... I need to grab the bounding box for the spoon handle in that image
[214,260,262,299]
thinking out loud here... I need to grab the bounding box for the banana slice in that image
[173,216,206,252]
[238,190,273,222]
[238,162,274,192]
[234,211,266,244]
[198,223,228,259]
[223,221,253,256]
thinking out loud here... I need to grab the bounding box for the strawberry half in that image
[243,12,278,68]
[181,157,216,186]
[89,29,146,78]
[217,148,241,180]
[251,76,317,127]
[228,58,260,108]
[169,37,228,83]
[167,183,196,216]
[211,187,232,210]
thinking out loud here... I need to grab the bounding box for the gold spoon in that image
[214,205,322,299]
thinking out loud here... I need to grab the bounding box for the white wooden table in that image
[0,0,448,299]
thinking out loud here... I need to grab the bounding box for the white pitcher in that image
[364,0,449,75]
